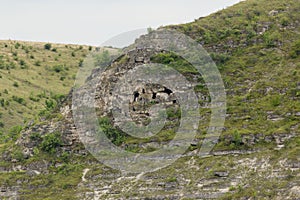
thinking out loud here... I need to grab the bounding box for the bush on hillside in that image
[40,132,62,154]
[44,43,52,50]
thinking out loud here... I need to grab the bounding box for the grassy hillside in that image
[0,40,91,132]
[166,0,300,145]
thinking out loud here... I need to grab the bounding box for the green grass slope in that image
[166,0,300,146]
[0,41,91,132]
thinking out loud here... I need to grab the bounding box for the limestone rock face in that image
[16,47,198,158]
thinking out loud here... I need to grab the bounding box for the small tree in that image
[44,43,52,50]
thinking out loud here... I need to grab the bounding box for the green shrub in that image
[166,177,177,182]
[52,65,64,73]
[166,106,181,119]
[34,60,41,66]
[44,43,52,50]
[151,52,175,64]
[33,147,40,155]
[29,132,42,141]
[150,52,197,75]
[280,16,289,26]
[0,131,4,142]
[51,93,66,103]
[232,130,243,146]
[8,125,23,141]
[270,95,281,107]
[60,152,70,163]
[79,59,83,67]
[12,96,26,105]
[14,42,20,49]
[40,132,62,153]
[263,32,275,48]
[0,98,5,107]
[19,60,25,66]
[13,82,19,87]
[289,40,300,58]
[29,93,40,102]
[98,117,125,146]
[11,149,24,161]
[210,53,231,65]
[45,99,56,110]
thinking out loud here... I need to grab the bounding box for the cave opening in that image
[163,87,173,95]
[133,91,139,102]
[152,92,157,99]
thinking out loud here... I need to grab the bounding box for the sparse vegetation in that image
[0,40,96,132]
